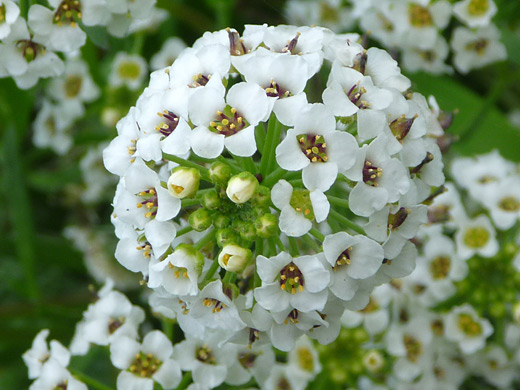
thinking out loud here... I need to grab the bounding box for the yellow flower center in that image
[463,226,489,248]
[468,0,490,16]
[409,4,433,27]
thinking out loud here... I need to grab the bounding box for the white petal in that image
[302,162,337,192]
[224,125,257,157]
[190,126,225,159]
[310,190,330,223]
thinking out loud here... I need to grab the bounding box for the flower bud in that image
[226,172,258,204]
[201,190,221,210]
[209,161,232,185]
[216,228,239,248]
[234,220,256,241]
[255,213,278,238]
[251,185,270,208]
[218,244,252,273]
[168,167,200,198]
[189,208,212,231]
[213,213,230,229]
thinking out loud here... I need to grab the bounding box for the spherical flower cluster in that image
[285,0,507,74]
[103,25,446,368]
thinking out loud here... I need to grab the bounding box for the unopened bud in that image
[202,190,221,210]
[218,244,252,273]
[216,228,239,247]
[226,172,258,204]
[209,161,232,184]
[168,167,200,198]
[234,220,256,241]
[189,208,212,231]
[251,185,271,207]
[213,213,230,229]
[255,213,278,238]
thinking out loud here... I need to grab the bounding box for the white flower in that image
[113,159,181,229]
[32,99,74,155]
[323,232,383,301]
[402,35,452,75]
[347,134,410,217]
[109,52,148,90]
[444,304,493,354]
[149,244,204,295]
[0,0,19,39]
[276,103,358,192]
[385,316,433,382]
[173,332,236,389]
[287,335,322,381]
[271,179,329,237]
[110,330,182,390]
[47,58,100,115]
[451,25,506,74]
[23,330,70,380]
[254,252,330,313]
[323,62,392,117]
[455,215,498,260]
[467,345,516,388]
[482,178,520,230]
[81,290,145,346]
[29,360,86,390]
[233,47,311,126]
[189,280,246,332]
[224,343,275,387]
[453,0,497,28]
[189,81,271,158]
[263,364,309,390]
[0,18,64,89]
[28,1,86,53]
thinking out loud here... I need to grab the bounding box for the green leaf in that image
[411,72,520,162]
[82,25,109,49]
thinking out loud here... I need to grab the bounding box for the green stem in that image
[176,225,194,237]
[260,114,282,177]
[176,372,193,390]
[329,209,365,235]
[232,154,257,174]
[194,229,215,250]
[288,237,299,257]
[255,238,264,257]
[217,156,242,174]
[268,237,277,257]
[274,235,286,252]
[327,195,350,210]
[131,32,145,54]
[163,153,210,181]
[69,369,114,390]
[181,198,199,207]
[302,235,321,253]
[262,166,287,187]
[223,271,236,284]
[161,318,174,340]
[202,259,220,284]
[309,228,325,242]
[288,179,303,187]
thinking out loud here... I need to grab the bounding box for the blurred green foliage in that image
[0,0,519,388]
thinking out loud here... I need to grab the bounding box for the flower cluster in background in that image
[2,0,520,389]
[285,0,507,74]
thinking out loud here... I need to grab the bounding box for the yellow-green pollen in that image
[463,226,489,248]
[360,296,379,313]
[238,351,258,369]
[202,298,226,313]
[64,75,83,98]
[468,0,490,16]
[53,0,81,27]
[196,345,216,364]
[498,196,520,212]
[289,189,315,220]
[409,4,433,27]
[320,2,339,22]
[209,105,249,137]
[457,313,482,336]
[404,334,423,363]
[128,352,162,378]
[297,347,314,372]
[279,262,305,294]
[118,61,141,80]
[168,263,189,279]
[466,39,489,56]
[135,188,158,219]
[0,4,6,23]
[430,255,451,280]
[297,133,328,163]
[16,39,45,63]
